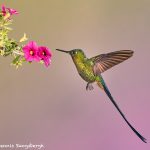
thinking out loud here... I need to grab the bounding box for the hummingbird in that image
[56,48,146,143]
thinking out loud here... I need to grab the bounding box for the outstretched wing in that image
[90,50,134,74]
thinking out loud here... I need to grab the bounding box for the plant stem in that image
[13,50,24,56]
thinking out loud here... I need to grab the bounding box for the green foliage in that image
[0,12,25,68]
[0,6,52,68]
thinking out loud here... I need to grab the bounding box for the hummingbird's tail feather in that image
[97,77,147,143]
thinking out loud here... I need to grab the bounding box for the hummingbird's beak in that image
[56,49,70,54]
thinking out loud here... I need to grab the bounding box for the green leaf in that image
[12,55,21,64]
[4,26,12,31]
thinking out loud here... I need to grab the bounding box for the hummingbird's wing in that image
[90,50,133,74]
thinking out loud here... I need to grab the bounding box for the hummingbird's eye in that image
[72,51,77,55]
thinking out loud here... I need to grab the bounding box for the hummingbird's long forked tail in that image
[97,76,147,143]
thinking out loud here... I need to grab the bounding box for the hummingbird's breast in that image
[73,58,96,83]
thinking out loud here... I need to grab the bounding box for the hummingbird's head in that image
[56,49,86,60]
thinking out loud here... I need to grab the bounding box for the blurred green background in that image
[0,0,149,150]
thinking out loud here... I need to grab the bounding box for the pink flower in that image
[1,5,18,16]
[23,41,52,67]
[7,7,18,15]
[38,46,52,67]
[23,41,40,62]
[1,5,6,16]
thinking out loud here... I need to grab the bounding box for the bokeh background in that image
[0,0,150,149]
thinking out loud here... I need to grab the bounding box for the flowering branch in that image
[0,4,52,68]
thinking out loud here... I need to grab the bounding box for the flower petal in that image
[37,46,52,67]
[1,5,6,16]
[7,7,18,15]
[23,41,40,62]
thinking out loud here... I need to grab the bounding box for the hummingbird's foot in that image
[86,83,94,91]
